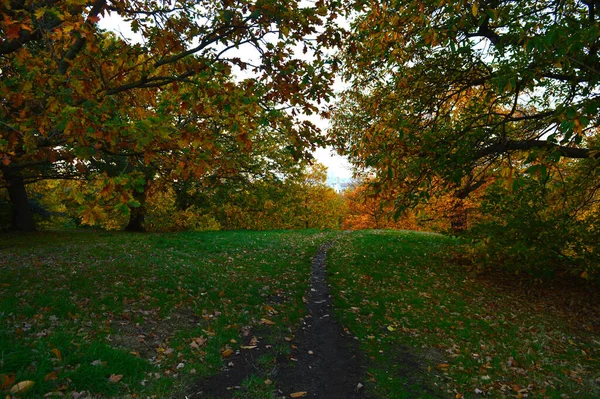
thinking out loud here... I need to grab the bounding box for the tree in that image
[331,0,600,207]
[0,0,341,230]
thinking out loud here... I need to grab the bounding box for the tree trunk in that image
[125,183,147,232]
[3,168,36,231]
[449,200,467,234]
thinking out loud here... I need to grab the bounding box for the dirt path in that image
[274,242,370,398]
[183,241,371,399]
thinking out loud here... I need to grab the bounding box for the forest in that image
[1,0,599,397]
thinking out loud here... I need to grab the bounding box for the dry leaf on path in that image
[290,392,307,398]
[221,349,234,358]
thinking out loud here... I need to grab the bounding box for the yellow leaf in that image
[472,3,478,16]
[387,325,396,332]
[51,348,62,360]
[290,392,307,398]
[10,380,35,394]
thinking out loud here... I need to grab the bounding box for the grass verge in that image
[0,229,336,397]
[327,230,600,399]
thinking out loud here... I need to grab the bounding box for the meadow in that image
[1,230,598,398]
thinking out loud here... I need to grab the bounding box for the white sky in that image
[98,12,353,180]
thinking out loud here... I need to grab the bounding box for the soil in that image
[183,242,372,399]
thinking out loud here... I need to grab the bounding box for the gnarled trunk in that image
[2,168,36,231]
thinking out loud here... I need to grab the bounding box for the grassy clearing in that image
[327,230,600,399]
[0,229,336,397]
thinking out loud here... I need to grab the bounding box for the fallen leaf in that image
[240,345,257,350]
[190,336,207,350]
[45,371,59,381]
[386,326,396,332]
[264,379,272,385]
[51,348,62,360]
[10,380,35,394]
[290,392,307,398]
[221,349,234,358]
[437,363,450,370]
[0,374,15,390]
[581,271,589,279]
[260,318,276,325]
[108,374,123,383]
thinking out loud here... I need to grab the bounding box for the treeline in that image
[0,164,346,232]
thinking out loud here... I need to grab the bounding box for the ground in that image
[1,230,599,398]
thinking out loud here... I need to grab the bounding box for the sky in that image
[98,13,354,181]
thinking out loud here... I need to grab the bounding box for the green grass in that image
[0,229,337,397]
[327,230,600,399]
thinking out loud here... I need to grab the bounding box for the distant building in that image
[326,177,354,193]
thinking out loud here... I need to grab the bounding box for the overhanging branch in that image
[476,139,599,160]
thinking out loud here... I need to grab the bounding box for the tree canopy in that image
[1,0,341,230]
[331,0,600,276]
[332,0,600,203]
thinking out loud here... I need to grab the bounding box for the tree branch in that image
[476,139,599,160]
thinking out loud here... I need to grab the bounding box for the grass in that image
[0,229,337,397]
[327,230,600,399]
[3,228,599,398]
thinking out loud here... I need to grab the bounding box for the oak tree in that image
[1,0,341,230]
[332,0,600,207]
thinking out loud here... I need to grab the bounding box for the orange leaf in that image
[0,374,15,390]
[260,318,276,325]
[51,348,62,360]
[108,374,123,383]
[221,349,234,358]
[290,392,307,398]
[6,25,21,39]
[45,371,59,381]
